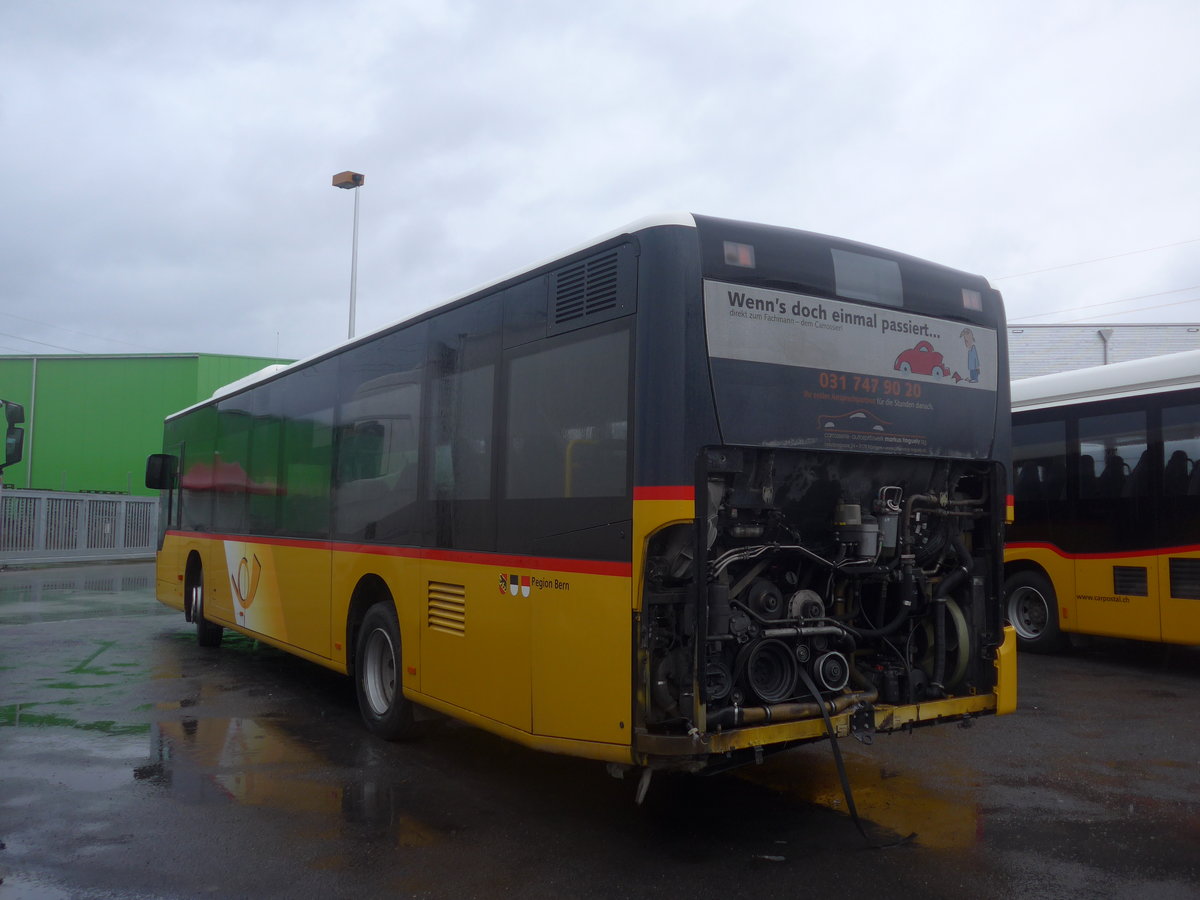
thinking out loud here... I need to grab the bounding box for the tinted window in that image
[427,297,501,549]
[1012,418,1067,502]
[176,406,217,532]
[1162,403,1200,495]
[213,399,253,533]
[279,360,337,538]
[247,384,282,536]
[334,324,426,543]
[506,326,630,500]
[498,320,632,561]
[1079,410,1148,499]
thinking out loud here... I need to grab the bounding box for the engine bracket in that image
[850,702,876,745]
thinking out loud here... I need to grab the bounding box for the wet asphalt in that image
[0,563,1198,899]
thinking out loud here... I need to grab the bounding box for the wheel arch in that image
[1003,557,1052,585]
[345,573,397,677]
[184,550,204,622]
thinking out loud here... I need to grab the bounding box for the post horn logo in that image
[231,554,263,611]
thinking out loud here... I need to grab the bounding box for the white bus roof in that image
[1011,348,1200,411]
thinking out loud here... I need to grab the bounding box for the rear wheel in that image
[355,602,416,740]
[188,564,224,648]
[1004,570,1065,653]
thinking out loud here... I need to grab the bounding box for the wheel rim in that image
[362,627,396,716]
[1008,585,1050,640]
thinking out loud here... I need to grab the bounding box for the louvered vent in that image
[548,244,635,335]
[427,581,466,636]
[1112,566,1148,597]
[1169,558,1200,600]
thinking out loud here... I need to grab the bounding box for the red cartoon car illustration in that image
[894,340,948,377]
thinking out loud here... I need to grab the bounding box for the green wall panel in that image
[0,354,291,495]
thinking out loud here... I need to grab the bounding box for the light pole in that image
[332,171,365,339]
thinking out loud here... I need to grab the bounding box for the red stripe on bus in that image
[634,486,694,502]
[1006,541,1200,561]
[164,531,632,578]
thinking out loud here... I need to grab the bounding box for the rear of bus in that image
[628,216,1016,770]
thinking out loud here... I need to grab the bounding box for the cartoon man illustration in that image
[960,328,980,383]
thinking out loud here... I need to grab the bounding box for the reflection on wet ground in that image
[2,567,1200,898]
[0,562,163,625]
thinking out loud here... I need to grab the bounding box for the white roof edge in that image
[1011,348,1200,411]
[167,214,697,419]
[210,364,293,400]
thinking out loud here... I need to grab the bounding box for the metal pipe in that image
[708,685,879,729]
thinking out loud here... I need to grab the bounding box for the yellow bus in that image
[1006,349,1200,651]
[146,214,1016,777]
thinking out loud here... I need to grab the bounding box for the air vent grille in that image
[548,244,635,335]
[428,581,466,636]
[1169,558,1200,600]
[1112,566,1148,597]
[554,253,619,324]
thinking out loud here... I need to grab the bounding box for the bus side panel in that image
[1073,554,1161,642]
[208,540,331,658]
[156,533,188,613]
[419,558,532,732]
[1158,553,1200,644]
[531,571,632,745]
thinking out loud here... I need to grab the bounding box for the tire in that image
[188,563,224,648]
[931,366,945,377]
[1004,570,1065,653]
[355,602,416,740]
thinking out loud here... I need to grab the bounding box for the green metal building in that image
[0,354,291,496]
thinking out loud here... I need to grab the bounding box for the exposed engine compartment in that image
[641,446,1003,749]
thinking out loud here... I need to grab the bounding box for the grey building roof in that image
[1007,324,1200,379]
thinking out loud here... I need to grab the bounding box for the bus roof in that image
[168,213,698,420]
[1011,348,1200,411]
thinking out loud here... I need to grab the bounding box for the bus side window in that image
[1162,402,1200,495]
[1164,450,1190,496]
[505,325,630,501]
[1078,453,1097,498]
[1080,411,1146,501]
[333,323,427,544]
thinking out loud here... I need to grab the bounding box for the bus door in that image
[1157,400,1200,644]
[1074,410,1161,641]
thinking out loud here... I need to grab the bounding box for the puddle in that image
[0,563,160,625]
[739,746,982,849]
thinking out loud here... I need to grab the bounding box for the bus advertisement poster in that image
[703,279,999,458]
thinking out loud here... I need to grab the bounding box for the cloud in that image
[1,0,1198,362]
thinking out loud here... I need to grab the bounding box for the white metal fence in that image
[0,489,158,565]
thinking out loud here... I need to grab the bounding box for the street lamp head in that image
[332,171,365,189]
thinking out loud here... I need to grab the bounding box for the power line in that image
[993,237,1200,281]
[0,311,154,352]
[0,331,84,353]
[1015,285,1200,321]
[1055,294,1200,324]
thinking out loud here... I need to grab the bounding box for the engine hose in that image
[844,564,915,639]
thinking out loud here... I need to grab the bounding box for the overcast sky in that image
[3,1,1198,363]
